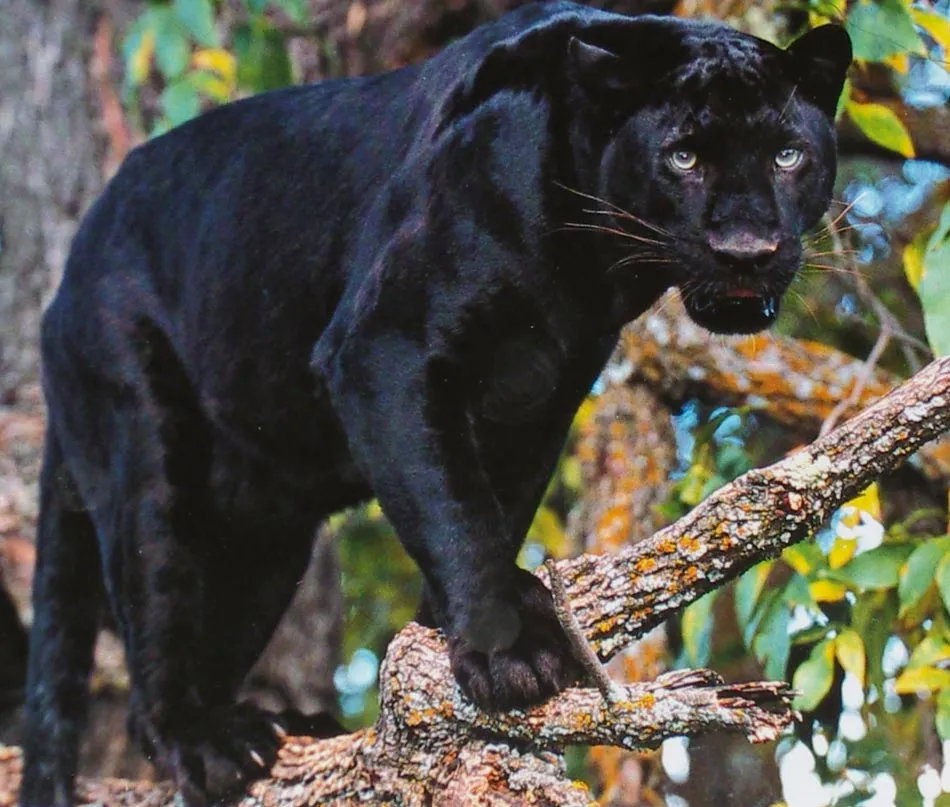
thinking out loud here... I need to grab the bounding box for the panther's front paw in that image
[156,703,284,807]
[448,570,583,712]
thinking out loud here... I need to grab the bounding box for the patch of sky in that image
[519,541,546,571]
[904,54,950,108]
[836,293,858,318]
[882,635,910,678]
[709,407,743,445]
[661,736,690,785]
[335,647,380,718]
[670,399,700,478]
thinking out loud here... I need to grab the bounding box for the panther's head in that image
[567,18,852,334]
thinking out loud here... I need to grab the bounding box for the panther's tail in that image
[20,427,101,807]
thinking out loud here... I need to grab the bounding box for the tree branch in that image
[566,354,950,658]
[2,355,948,805]
[619,295,950,484]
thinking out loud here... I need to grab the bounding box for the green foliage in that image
[844,100,914,158]
[679,590,719,667]
[233,22,294,92]
[829,542,912,591]
[804,0,924,158]
[913,203,950,357]
[660,407,755,526]
[750,583,792,680]
[172,0,219,48]
[793,638,835,711]
[898,536,950,614]
[845,0,923,62]
[707,482,950,798]
[122,0,299,134]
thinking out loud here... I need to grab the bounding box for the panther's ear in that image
[566,36,631,95]
[785,25,852,118]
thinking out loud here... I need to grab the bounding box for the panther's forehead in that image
[660,29,796,135]
[680,33,771,80]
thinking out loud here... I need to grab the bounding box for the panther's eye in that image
[669,150,698,172]
[775,148,803,170]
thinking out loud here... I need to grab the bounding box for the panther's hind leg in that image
[20,429,101,807]
[78,321,286,807]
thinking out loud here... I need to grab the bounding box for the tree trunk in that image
[0,0,108,402]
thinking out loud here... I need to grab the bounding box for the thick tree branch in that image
[1,355,948,805]
[567,354,950,658]
[0,659,796,807]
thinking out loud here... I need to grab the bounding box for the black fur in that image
[20,3,850,805]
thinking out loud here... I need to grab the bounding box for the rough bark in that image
[572,384,678,551]
[1,355,945,805]
[0,0,107,401]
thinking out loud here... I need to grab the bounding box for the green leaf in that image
[845,100,915,158]
[937,688,950,741]
[273,0,306,24]
[846,0,924,62]
[782,573,820,613]
[931,200,950,246]
[894,665,950,694]
[160,80,201,127]
[851,589,897,693]
[187,69,231,103]
[122,11,157,87]
[783,544,825,576]
[752,596,791,680]
[835,629,866,687]
[234,22,293,92]
[913,9,950,55]
[919,206,950,357]
[899,537,950,615]
[742,586,781,647]
[831,544,914,592]
[903,229,930,290]
[680,590,718,667]
[937,553,950,613]
[153,8,191,80]
[173,0,219,47]
[243,0,270,13]
[735,560,773,637]
[793,638,835,712]
[678,466,710,507]
[907,635,950,671]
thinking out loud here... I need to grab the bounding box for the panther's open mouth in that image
[683,290,781,335]
[723,288,759,299]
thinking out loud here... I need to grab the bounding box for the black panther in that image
[20,3,850,805]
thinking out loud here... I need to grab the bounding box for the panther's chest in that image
[476,323,617,426]
[479,332,564,424]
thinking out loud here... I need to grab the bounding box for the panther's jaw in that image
[682,290,781,335]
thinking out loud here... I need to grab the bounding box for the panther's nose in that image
[709,232,779,267]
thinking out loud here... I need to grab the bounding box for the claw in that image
[250,749,266,768]
[271,721,288,740]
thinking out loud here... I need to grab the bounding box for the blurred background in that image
[2,0,950,805]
